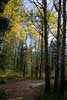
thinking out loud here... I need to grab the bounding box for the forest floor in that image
[0,80,45,100]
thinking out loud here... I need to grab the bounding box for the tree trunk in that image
[39,22,44,79]
[35,41,38,79]
[60,0,66,95]
[43,0,50,93]
[23,63,26,77]
[54,0,61,93]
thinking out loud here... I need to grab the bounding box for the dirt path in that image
[0,80,44,100]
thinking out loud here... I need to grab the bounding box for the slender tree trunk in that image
[15,43,19,71]
[43,0,50,93]
[16,55,19,71]
[37,36,40,79]
[20,42,24,74]
[23,46,26,77]
[39,22,44,79]
[60,0,66,95]
[35,41,38,79]
[23,63,26,77]
[54,0,61,92]
[30,37,33,78]
[51,52,54,71]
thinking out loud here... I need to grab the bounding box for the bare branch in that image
[28,0,44,18]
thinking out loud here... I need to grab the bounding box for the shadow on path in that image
[0,80,44,100]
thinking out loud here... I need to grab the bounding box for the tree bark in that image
[60,0,66,95]
[54,0,61,93]
[39,22,44,79]
[43,0,50,93]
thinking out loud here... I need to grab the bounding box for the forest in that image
[0,0,67,100]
